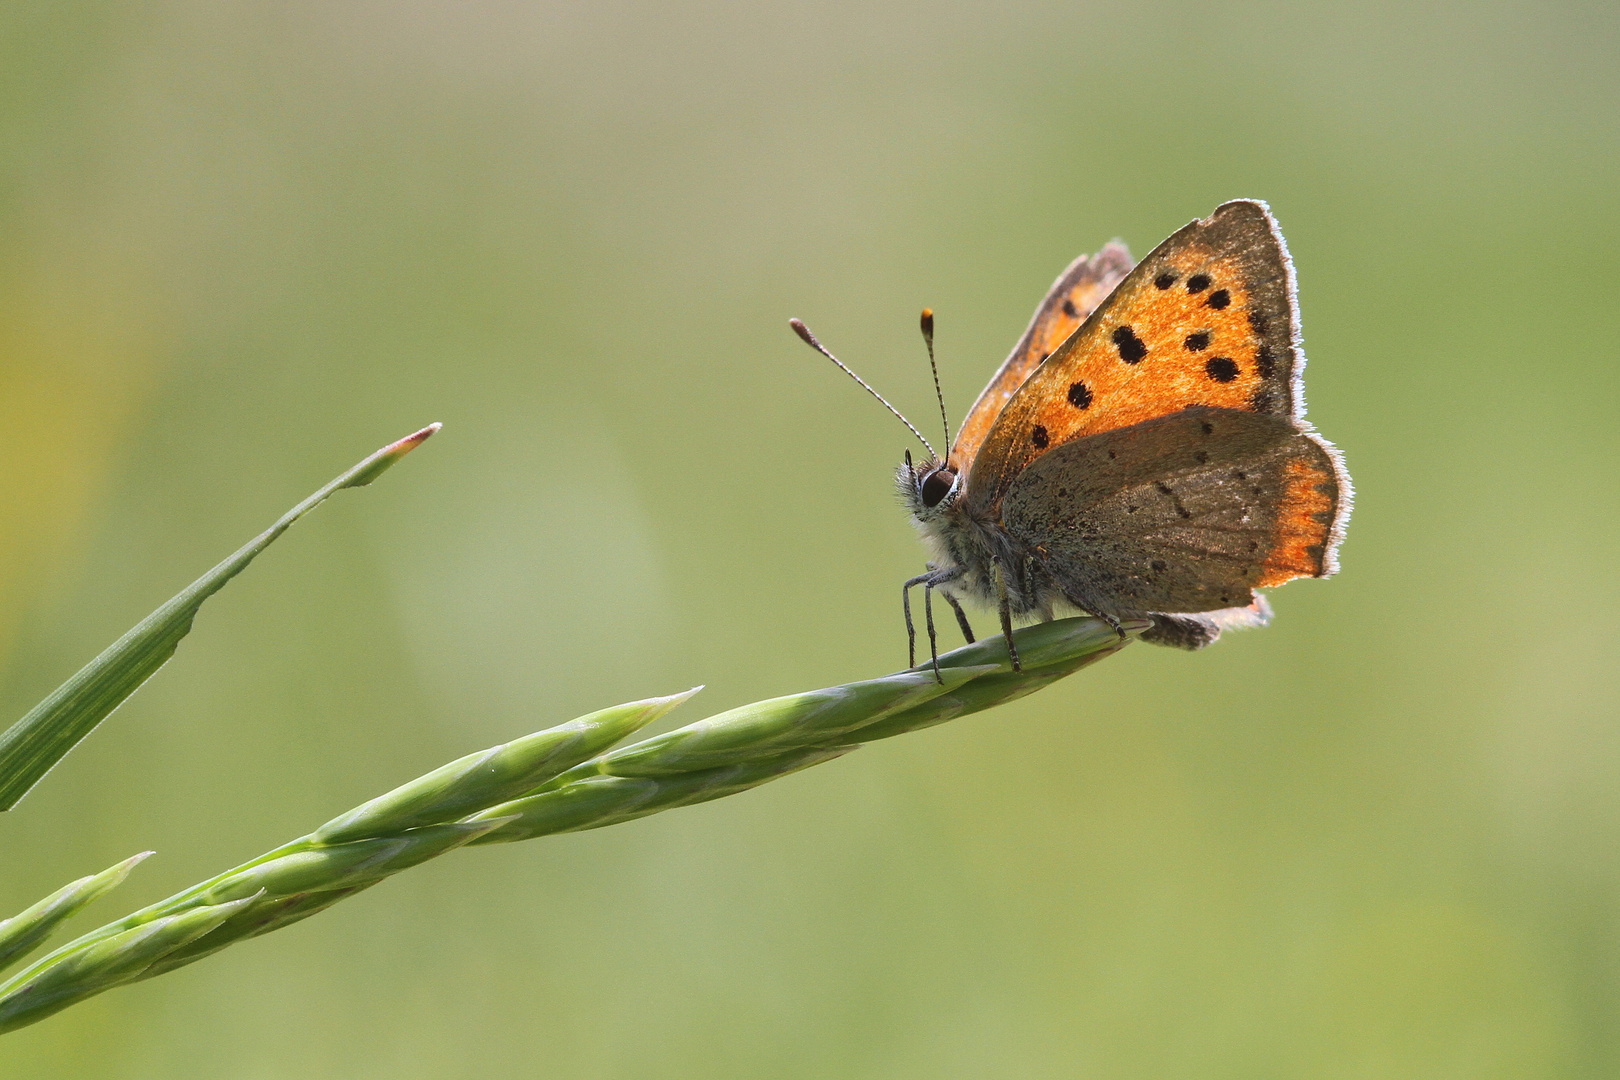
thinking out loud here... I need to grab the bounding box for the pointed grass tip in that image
[341,423,442,490]
[650,686,705,722]
[385,422,442,458]
[94,850,156,892]
[112,851,157,876]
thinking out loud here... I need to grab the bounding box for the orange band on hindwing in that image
[1258,447,1342,585]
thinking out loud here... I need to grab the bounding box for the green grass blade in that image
[0,853,152,974]
[0,616,1132,1034]
[312,689,700,844]
[466,747,853,841]
[202,820,510,905]
[466,616,1144,845]
[573,665,988,778]
[131,884,381,982]
[0,424,441,811]
[847,617,1147,743]
[0,894,258,1035]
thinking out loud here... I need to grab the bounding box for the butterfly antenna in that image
[919,308,951,466]
[789,318,938,459]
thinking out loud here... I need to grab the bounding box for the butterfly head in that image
[899,449,961,519]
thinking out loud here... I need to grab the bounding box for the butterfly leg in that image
[1022,555,1055,622]
[922,583,943,683]
[921,566,967,682]
[903,564,964,673]
[902,571,933,670]
[992,560,1021,672]
[941,591,975,643]
[1063,586,1130,642]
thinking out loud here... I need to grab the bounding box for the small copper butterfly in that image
[793,200,1351,674]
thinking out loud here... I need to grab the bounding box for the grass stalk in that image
[0,425,440,811]
[0,615,1142,1035]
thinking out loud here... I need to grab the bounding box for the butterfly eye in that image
[920,468,956,509]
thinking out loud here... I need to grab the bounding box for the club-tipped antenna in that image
[789,318,937,459]
[919,308,951,466]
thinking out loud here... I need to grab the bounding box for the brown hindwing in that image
[968,201,1312,518]
[1000,407,1345,614]
[950,243,1133,470]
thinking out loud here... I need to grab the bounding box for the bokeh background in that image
[2,1,1617,1076]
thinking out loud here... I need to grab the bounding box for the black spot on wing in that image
[1154,481,1192,519]
[1112,325,1148,363]
[1031,425,1049,449]
[1186,273,1211,293]
[1067,381,1093,409]
[1206,289,1231,310]
[1154,272,1178,290]
[1061,298,1078,317]
[1205,357,1239,382]
[1256,343,1276,379]
[1184,331,1210,352]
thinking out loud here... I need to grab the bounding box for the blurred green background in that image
[2,0,1616,1076]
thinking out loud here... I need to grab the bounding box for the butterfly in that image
[792,200,1351,675]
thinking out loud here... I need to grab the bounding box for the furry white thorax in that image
[896,456,1062,621]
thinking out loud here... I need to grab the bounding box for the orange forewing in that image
[949,243,1132,469]
[967,201,1301,504]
